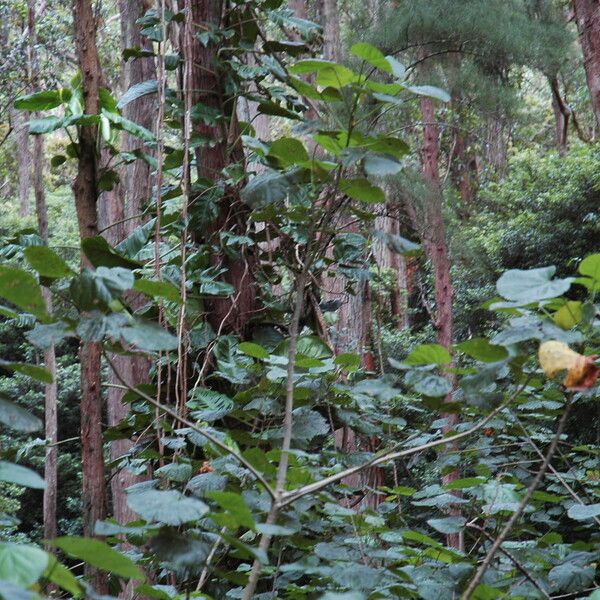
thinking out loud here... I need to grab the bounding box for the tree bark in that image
[374,207,409,329]
[12,107,30,217]
[189,0,257,335]
[27,0,58,544]
[418,94,462,552]
[484,114,508,175]
[72,0,107,591]
[573,0,600,129]
[322,0,341,62]
[549,75,570,157]
[101,0,156,535]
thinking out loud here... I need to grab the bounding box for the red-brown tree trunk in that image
[189,0,257,335]
[419,94,462,551]
[573,0,600,129]
[72,0,107,591]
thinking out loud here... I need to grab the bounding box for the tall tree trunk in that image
[27,0,58,544]
[103,0,156,534]
[549,75,570,156]
[12,108,30,217]
[72,0,106,591]
[418,94,462,551]
[190,0,257,335]
[573,0,600,129]
[322,0,341,62]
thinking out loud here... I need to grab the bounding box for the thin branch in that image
[466,522,549,598]
[280,393,519,506]
[103,355,277,502]
[461,395,573,600]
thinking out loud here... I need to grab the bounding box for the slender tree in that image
[72,0,107,590]
[27,0,57,543]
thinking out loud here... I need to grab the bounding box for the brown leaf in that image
[538,340,599,390]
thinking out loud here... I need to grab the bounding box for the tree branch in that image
[461,396,573,600]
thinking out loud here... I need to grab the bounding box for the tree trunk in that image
[322,0,341,62]
[573,0,600,129]
[101,0,156,536]
[189,0,257,335]
[485,114,508,175]
[72,0,107,591]
[549,75,570,156]
[418,94,462,552]
[374,208,409,329]
[27,0,58,544]
[12,108,30,217]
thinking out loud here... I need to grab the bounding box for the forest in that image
[1,0,600,598]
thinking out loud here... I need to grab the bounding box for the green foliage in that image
[2,2,600,599]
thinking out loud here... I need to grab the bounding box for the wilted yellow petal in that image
[538,340,599,390]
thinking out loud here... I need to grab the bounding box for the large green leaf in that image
[496,266,573,304]
[406,85,451,102]
[120,320,178,351]
[15,89,70,111]
[26,322,72,349]
[44,556,83,597]
[50,537,144,580]
[0,581,37,600]
[241,169,298,208]
[127,489,209,525]
[28,116,65,134]
[269,137,309,167]
[0,461,46,489]
[289,60,357,88]
[70,267,134,309]
[0,543,49,587]
[148,530,210,573]
[363,154,402,176]
[455,338,508,363]
[134,279,181,304]
[579,254,600,282]
[0,360,53,383]
[291,407,329,444]
[24,246,73,278]
[0,394,42,432]
[350,42,392,73]
[117,79,158,109]
[549,562,595,593]
[405,344,452,366]
[81,236,141,269]
[238,342,269,359]
[0,266,47,320]
[188,388,233,421]
[413,374,452,397]
[339,178,385,203]
[567,503,600,521]
[207,491,256,529]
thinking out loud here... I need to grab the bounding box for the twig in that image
[103,355,276,502]
[461,395,573,599]
[279,392,517,506]
[466,522,549,598]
